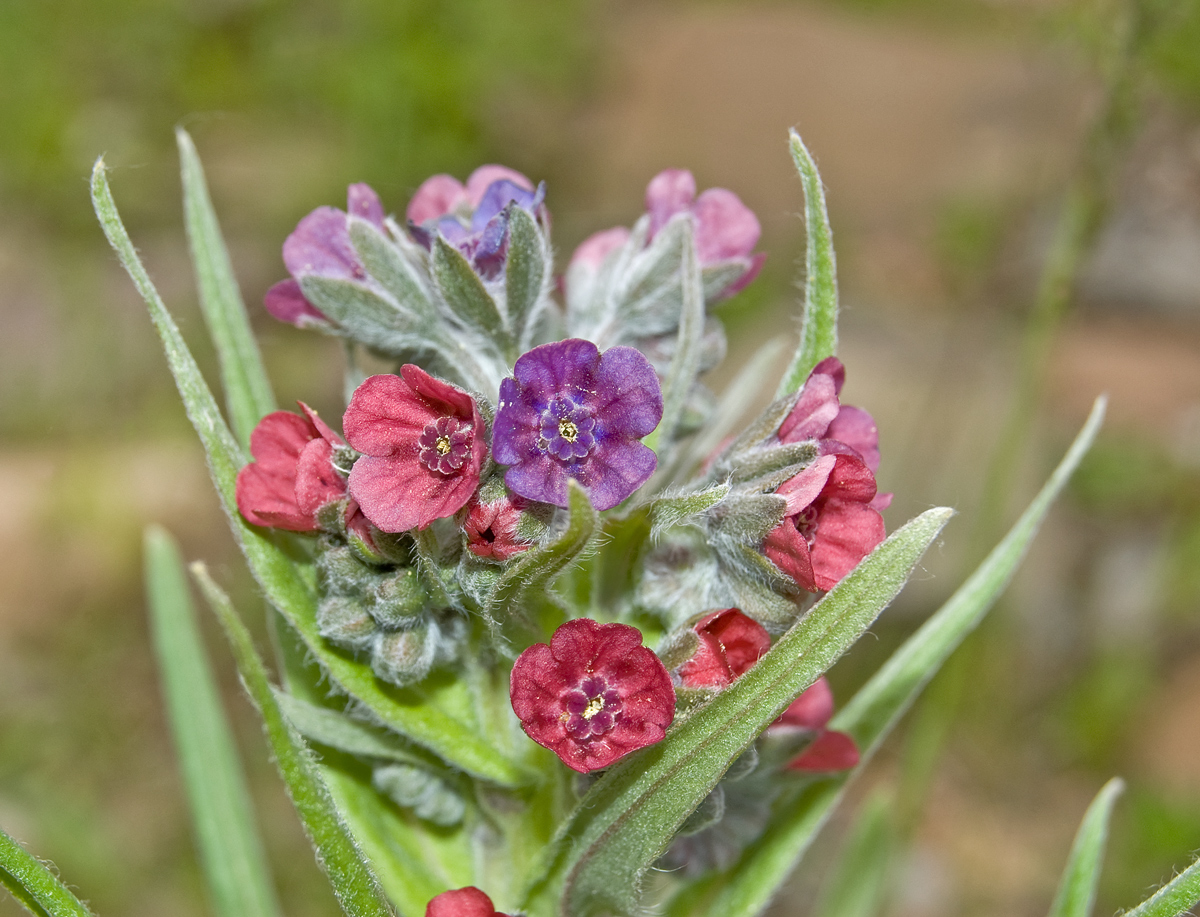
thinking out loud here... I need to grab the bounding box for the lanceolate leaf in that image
[144,526,281,917]
[657,222,704,447]
[811,790,895,917]
[649,483,730,539]
[1048,778,1124,917]
[348,218,436,321]
[0,827,94,917]
[431,235,512,356]
[192,564,397,917]
[93,161,528,788]
[667,397,1107,917]
[1122,851,1200,917]
[777,130,838,397]
[176,128,276,448]
[520,506,952,917]
[505,206,548,351]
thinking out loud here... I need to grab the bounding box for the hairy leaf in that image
[1048,778,1124,917]
[348,218,436,321]
[431,235,512,356]
[1122,852,1200,917]
[657,222,704,447]
[649,483,730,539]
[505,206,548,351]
[0,828,94,917]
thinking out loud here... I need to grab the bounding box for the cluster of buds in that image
[234,163,889,899]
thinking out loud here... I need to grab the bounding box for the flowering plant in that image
[2,125,1194,917]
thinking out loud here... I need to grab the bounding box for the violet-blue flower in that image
[492,339,663,511]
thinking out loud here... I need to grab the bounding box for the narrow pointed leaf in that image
[191,564,397,917]
[348,218,436,320]
[811,790,895,917]
[177,128,276,447]
[668,397,1106,917]
[777,131,838,397]
[93,161,528,787]
[0,828,94,917]
[431,235,511,354]
[1122,852,1200,917]
[145,526,281,917]
[649,483,729,538]
[655,223,703,448]
[521,506,952,917]
[506,206,548,350]
[1048,778,1124,917]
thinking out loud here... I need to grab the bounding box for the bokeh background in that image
[2,1,1200,915]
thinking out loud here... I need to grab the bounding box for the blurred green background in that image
[2,1,1200,915]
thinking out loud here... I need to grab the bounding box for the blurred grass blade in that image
[1048,778,1124,917]
[521,506,952,917]
[1122,852,1200,917]
[669,396,1106,917]
[0,828,94,917]
[191,563,397,917]
[144,526,282,917]
[777,130,838,397]
[94,160,528,787]
[811,790,895,917]
[177,128,276,447]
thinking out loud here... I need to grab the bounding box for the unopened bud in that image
[316,595,378,650]
[371,625,436,687]
[370,567,427,629]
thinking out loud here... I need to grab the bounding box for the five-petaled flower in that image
[343,365,486,533]
[407,165,544,279]
[492,339,662,511]
[425,887,510,917]
[263,183,386,328]
[677,608,771,688]
[509,618,675,773]
[236,403,347,532]
[771,677,860,773]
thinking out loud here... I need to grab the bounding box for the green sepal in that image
[777,130,838,397]
[176,128,276,448]
[519,506,951,917]
[191,564,398,917]
[648,483,730,539]
[431,235,512,357]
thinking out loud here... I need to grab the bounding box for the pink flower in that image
[779,357,882,477]
[343,365,486,533]
[236,404,346,532]
[568,226,632,271]
[425,887,509,917]
[463,495,534,561]
[762,452,886,593]
[772,677,860,773]
[509,618,676,773]
[677,608,771,688]
[407,165,533,224]
[645,168,765,296]
[264,184,386,328]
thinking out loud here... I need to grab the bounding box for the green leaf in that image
[1048,778,1124,917]
[485,480,598,637]
[0,827,94,917]
[93,161,528,788]
[811,790,895,917]
[144,526,281,917]
[191,564,397,917]
[649,483,730,538]
[275,692,432,767]
[431,235,512,356]
[348,218,436,321]
[656,221,704,448]
[668,397,1106,917]
[520,506,952,917]
[777,130,838,397]
[176,128,277,448]
[298,275,416,345]
[1122,851,1200,917]
[505,206,548,351]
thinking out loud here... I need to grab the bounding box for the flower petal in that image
[407,174,468,224]
[347,183,385,229]
[762,520,816,592]
[295,437,346,515]
[827,405,880,473]
[779,372,839,442]
[342,373,434,457]
[591,345,664,439]
[263,279,328,327]
[776,676,834,729]
[811,498,885,591]
[692,187,760,262]
[465,165,533,207]
[788,729,860,772]
[574,439,657,511]
[570,226,630,270]
[282,206,358,280]
[646,168,696,236]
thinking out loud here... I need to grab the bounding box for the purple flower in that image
[406,165,545,279]
[492,339,663,511]
[264,183,386,327]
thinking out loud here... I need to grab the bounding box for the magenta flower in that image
[771,677,860,773]
[645,168,765,297]
[677,608,771,688]
[425,887,510,917]
[492,339,662,511]
[762,452,886,593]
[779,357,883,477]
[236,404,346,532]
[263,183,386,328]
[406,165,544,279]
[343,365,486,533]
[463,495,534,561]
[509,618,676,773]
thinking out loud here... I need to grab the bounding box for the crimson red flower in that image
[344,365,486,533]
[463,495,534,561]
[236,403,346,532]
[425,887,509,917]
[772,677,860,773]
[510,618,676,773]
[677,608,771,688]
[763,452,885,593]
[779,356,883,478]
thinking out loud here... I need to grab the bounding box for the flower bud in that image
[370,567,428,629]
[316,595,378,650]
[371,625,437,687]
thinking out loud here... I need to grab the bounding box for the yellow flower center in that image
[559,420,579,443]
[436,436,452,456]
[582,696,605,720]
